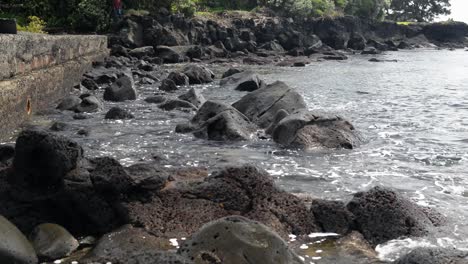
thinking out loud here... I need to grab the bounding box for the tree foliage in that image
[387,0,450,22]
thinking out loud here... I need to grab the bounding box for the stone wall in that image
[0,33,108,141]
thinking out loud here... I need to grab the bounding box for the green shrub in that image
[70,0,110,32]
[17,16,47,33]
[171,0,197,17]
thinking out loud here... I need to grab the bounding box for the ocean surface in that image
[20,49,468,262]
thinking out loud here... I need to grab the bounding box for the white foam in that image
[376,238,437,261]
[308,232,339,238]
[169,238,179,248]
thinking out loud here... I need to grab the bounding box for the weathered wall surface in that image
[0,33,108,141]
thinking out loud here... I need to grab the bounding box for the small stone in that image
[159,79,178,92]
[104,107,134,120]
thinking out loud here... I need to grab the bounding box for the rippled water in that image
[25,49,468,261]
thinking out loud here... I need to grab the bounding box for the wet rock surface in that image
[103,73,137,102]
[233,81,307,128]
[272,110,360,149]
[183,64,215,84]
[182,101,256,141]
[178,216,304,264]
[347,186,436,246]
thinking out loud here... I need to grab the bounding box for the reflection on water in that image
[26,49,468,260]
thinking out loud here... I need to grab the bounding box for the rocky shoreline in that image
[1,10,468,264]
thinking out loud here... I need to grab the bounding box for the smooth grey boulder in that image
[83,225,191,264]
[159,79,178,92]
[395,247,468,264]
[347,186,437,246]
[159,99,197,111]
[75,95,103,113]
[0,215,38,264]
[12,129,83,189]
[222,68,243,79]
[56,96,81,111]
[232,81,307,128]
[29,223,79,260]
[272,110,359,150]
[182,64,214,84]
[220,71,266,92]
[103,74,137,102]
[155,45,182,63]
[167,71,189,86]
[178,216,304,264]
[187,101,256,141]
[178,88,206,108]
[104,107,134,120]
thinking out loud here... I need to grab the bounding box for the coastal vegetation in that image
[0,0,454,33]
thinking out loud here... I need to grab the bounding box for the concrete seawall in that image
[0,33,108,141]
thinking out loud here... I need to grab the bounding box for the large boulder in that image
[178,216,304,264]
[395,247,468,264]
[103,74,137,102]
[347,33,366,50]
[167,72,189,86]
[314,17,351,50]
[29,223,79,260]
[220,71,266,92]
[159,79,178,92]
[185,101,256,141]
[347,186,438,246]
[75,95,103,113]
[12,129,83,190]
[232,81,307,128]
[182,64,215,84]
[56,95,81,111]
[272,110,359,150]
[0,215,38,264]
[178,88,206,108]
[155,45,182,63]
